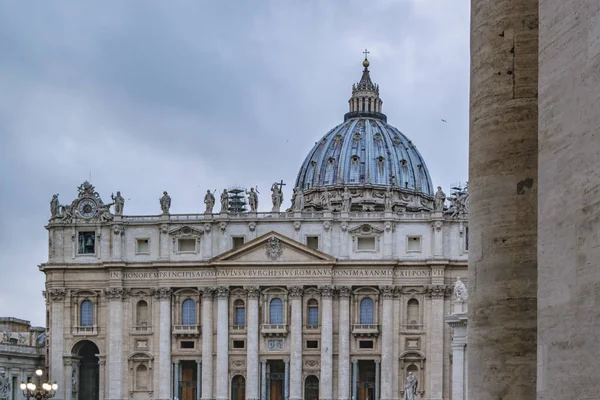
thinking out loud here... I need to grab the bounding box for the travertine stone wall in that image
[469,0,538,398]
[538,1,600,398]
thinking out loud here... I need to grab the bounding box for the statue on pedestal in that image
[204,190,215,214]
[247,187,259,212]
[50,194,60,218]
[111,191,125,216]
[293,187,304,211]
[160,191,171,214]
[341,187,352,212]
[404,372,418,400]
[434,186,446,211]
[453,277,468,301]
[271,181,285,212]
[220,189,229,213]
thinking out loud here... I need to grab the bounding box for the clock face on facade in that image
[78,200,96,218]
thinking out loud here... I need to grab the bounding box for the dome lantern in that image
[345,49,386,123]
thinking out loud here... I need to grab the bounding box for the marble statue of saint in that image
[384,187,393,212]
[320,188,331,211]
[72,370,77,392]
[0,374,11,398]
[111,191,125,216]
[160,191,171,214]
[404,372,418,400]
[453,277,468,301]
[247,188,259,212]
[50,194,60,218]
[271,183,283,212]
[434,186,446,211]
[204,190,215,214]
[341,187,352,212]
[220,189,229,213]
[293,187,304,211]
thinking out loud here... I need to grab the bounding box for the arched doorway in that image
[73,340,99,400]
[231,375,245,400]
[304,375,319,400]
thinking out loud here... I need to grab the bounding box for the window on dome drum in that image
[80,300,93,327]
[136,300,149,326]
[306,236,319,251]
[359,298,374,324]
[269,298,284,324]
[177,238,196,253]
[232,237,245,250]
[181,299,196,326]
[136,238,149,254]
[357,237,376,251]
[78,232,95,254]
[407,236,421,252]
[234,299,245,326]
[307,299,319,326]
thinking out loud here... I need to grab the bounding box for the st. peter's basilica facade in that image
[42,56,468,400]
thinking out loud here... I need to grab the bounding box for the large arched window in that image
[181,299,196,326]
[407,299,420,326]
[359,297,374,324]
[307,299,319,326]
[136,300,148,326]
[269,298,283,324]
[80,300,93,327]
[234,299,245,326]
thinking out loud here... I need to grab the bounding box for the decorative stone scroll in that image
[267,339,284,351]
[246,286,261,299]
[216,286,230,298]
[104,287,131,300]
[337,286,351,298]
[425,285,447,299]
[288,286,303,299]
[319,285,335,298]
[153,287,172,300]
[46,288,67,301]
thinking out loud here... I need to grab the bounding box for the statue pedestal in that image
[160,214,169,221]
[453,300,468,314]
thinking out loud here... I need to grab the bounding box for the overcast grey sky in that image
[0,0,470,326]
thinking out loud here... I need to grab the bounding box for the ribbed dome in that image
[292,54,434,213]
[295,118,434,195]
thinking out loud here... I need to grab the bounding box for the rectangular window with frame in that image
[232,237,245,250]
[407,236,422,252]
[359,340,374,349]
[136,238,150,254]
[78,232,96,254]
[233,340,245,349]
[178,238,196,253]
[357,236,376,251]
[307,305,319,326]
[306,236,319,250]
[306,340,319,349]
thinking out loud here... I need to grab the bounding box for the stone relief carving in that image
[154,287,172,300]
[203,223,212,233]
[304,359,319,368]
[160,224,169,234]
[267,339,284,351]
[18,332,27,344]
[231,359,246,368]
[219,222,227,233]
[293,221,302,231]
[265,237,283,261]
[105,287,131,300]
[432,221,443,232]
[340,222,348,232]
[400,286,426,295]
[248,222,257,232]
[322,221,331,231]
[0,374,11,399]
[204,190,215,214]
[160,191,171,214]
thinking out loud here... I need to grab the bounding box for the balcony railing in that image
[72,325,98,336]
[402,324,424,331]
[172,325,201,336]
[351,324,379,337]
[131,325,153,334]
[261,324,289,337]
[303,324,321,331]
[231,324,246,332]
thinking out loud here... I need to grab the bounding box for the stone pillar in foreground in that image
[379,286,393,399]
[105,287,125,400]
[337,287,351,400]
[47,289,65,400]
[469,0,538,398]
[246,286,260,400]
[538,1,600,397]
[288,286,303,400]
[319,285,334,400]
[200,287,215,400]
[156,287,172,400]
[216,287,229,400]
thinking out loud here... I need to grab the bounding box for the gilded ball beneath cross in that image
[363,59,370,68]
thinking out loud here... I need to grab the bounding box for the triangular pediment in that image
[212,231,336,264]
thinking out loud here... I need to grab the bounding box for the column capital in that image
[246,286,261,299]
[196,359,202,364]
[425,284,447,299]
[379,285,394,299]
[104,287,131,301]
[288,285,303,299]
[200,286,216,299]
[337,286,352,298]
[173,360,180,365]
[284,359,290,365]
[216,286,230,298]
[45,288,67,302]
[153,287,172,300]
[319,285,335,298]
[261,359,267,365]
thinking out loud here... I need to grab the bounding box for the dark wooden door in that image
[181,365,196,400]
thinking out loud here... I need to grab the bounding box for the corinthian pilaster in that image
[201,287,215,400]
[154,287,172,400]
[288,285,303,400]
[105,287,128,400]
[216,286,230,400]
[426,284,446,400]
[246,286,261,400]
[380,286,394,400]
[319,285,334,400]
[337,286,351,400]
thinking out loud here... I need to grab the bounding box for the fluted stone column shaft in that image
[106,291,124,400]
[319,286,334,400]
[337,287,351,400]
[288,286,303,400]
[156,288,172,400]
[246,287,260,400]
[469,0,538,398]
[261,360,267,400]
[216,287,230,400]
[380,288,393,400]
[201,288,214,400]
[451,343,466,400]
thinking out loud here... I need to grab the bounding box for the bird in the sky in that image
[441,119,447,123]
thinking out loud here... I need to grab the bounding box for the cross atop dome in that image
[347,51,384,121]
